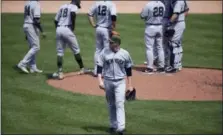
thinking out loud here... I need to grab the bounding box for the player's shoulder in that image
[28,1,39,7]
[120,48,130,56]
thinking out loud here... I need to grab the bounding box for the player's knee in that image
[32,46,40,52]
[73,49,80,55]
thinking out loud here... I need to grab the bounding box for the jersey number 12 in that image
[98,5,107,16]
[153,7,164,17]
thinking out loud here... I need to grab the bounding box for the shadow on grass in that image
[12,65,29,74]
[82,125,109,134]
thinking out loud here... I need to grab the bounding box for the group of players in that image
[16,0,188,134]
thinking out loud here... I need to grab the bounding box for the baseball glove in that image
[164,28,175,38]
[125,88,136,101]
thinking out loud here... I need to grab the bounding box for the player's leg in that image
[177,23,185,70]
[29,32,42,73]
[114,79,126,134]
[66,28,87,74]
[144,27,155,74]
[168,22,185,72]
[162,18,172,70]
[155,26,165,73]
[17,25,40,73]
[104,79,117,133]
[94,28,104,76]
[53,28,66,79]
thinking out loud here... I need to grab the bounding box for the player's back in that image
[56,4,78,26]
[24,1,40,24]
[91,1,116,28]
[144,1,165,25]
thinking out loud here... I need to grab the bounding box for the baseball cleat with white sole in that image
[78,68,91,75]
[143,68,154,75]
[52,72,64,80]
[30,68,43,73]
[17,64,29,74]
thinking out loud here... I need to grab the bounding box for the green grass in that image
[1,13,222,134]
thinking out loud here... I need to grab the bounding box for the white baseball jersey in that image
[55,4,79,26]
[88,1,117,28]
[141,1,165,25]
[173,0,188,22]
[24,1,41,24]
[97,47,133,80]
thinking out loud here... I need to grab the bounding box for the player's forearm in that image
[88,16,96,28]
[98,74,103,84]
[34,18,44,33]
[54,20,58,28]
[112,22,116,30]
[126,76,132,88]
[170,14,178,23]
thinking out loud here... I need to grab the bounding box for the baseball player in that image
[17,0,46,74]
[52,0,89,80]
[87,0,117,76]
[141,0,166,74]
[166,0,189,73]
[97,35,133,134]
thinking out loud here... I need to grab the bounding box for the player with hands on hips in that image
[87,0,117,77]
[97,35,133,135]
[17,0,45,74]
[52,0,89,80]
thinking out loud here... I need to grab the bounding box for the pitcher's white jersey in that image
[97,47,133,80]
[141,1,165,25]
[88,1,117,28]
[24,1,41,24]
[55,4,79,26]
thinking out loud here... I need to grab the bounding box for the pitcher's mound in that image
[47,66,222,101]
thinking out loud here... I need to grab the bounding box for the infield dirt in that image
[3,1,222,101]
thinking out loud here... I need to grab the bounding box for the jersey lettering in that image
[24,5,30,16]
[98,5,107,16]
[153,7,164,17]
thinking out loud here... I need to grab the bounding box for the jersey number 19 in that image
[153,7,164,17]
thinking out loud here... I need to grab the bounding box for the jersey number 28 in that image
[98,5,107,16]
[153,7,164,17]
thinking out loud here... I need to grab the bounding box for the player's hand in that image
[41,32,46,39]
[111,30,120,36]
[128,86,133,91]
[99,82,105,90]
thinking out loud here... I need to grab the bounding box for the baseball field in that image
[1,1,223,134]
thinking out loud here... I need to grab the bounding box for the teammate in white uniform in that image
[17,0,46,74]
[141,0,166,74]
[52,0,88,80]
[166,0,189,73]
[88,0,117,76]
[97,35,133,134]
